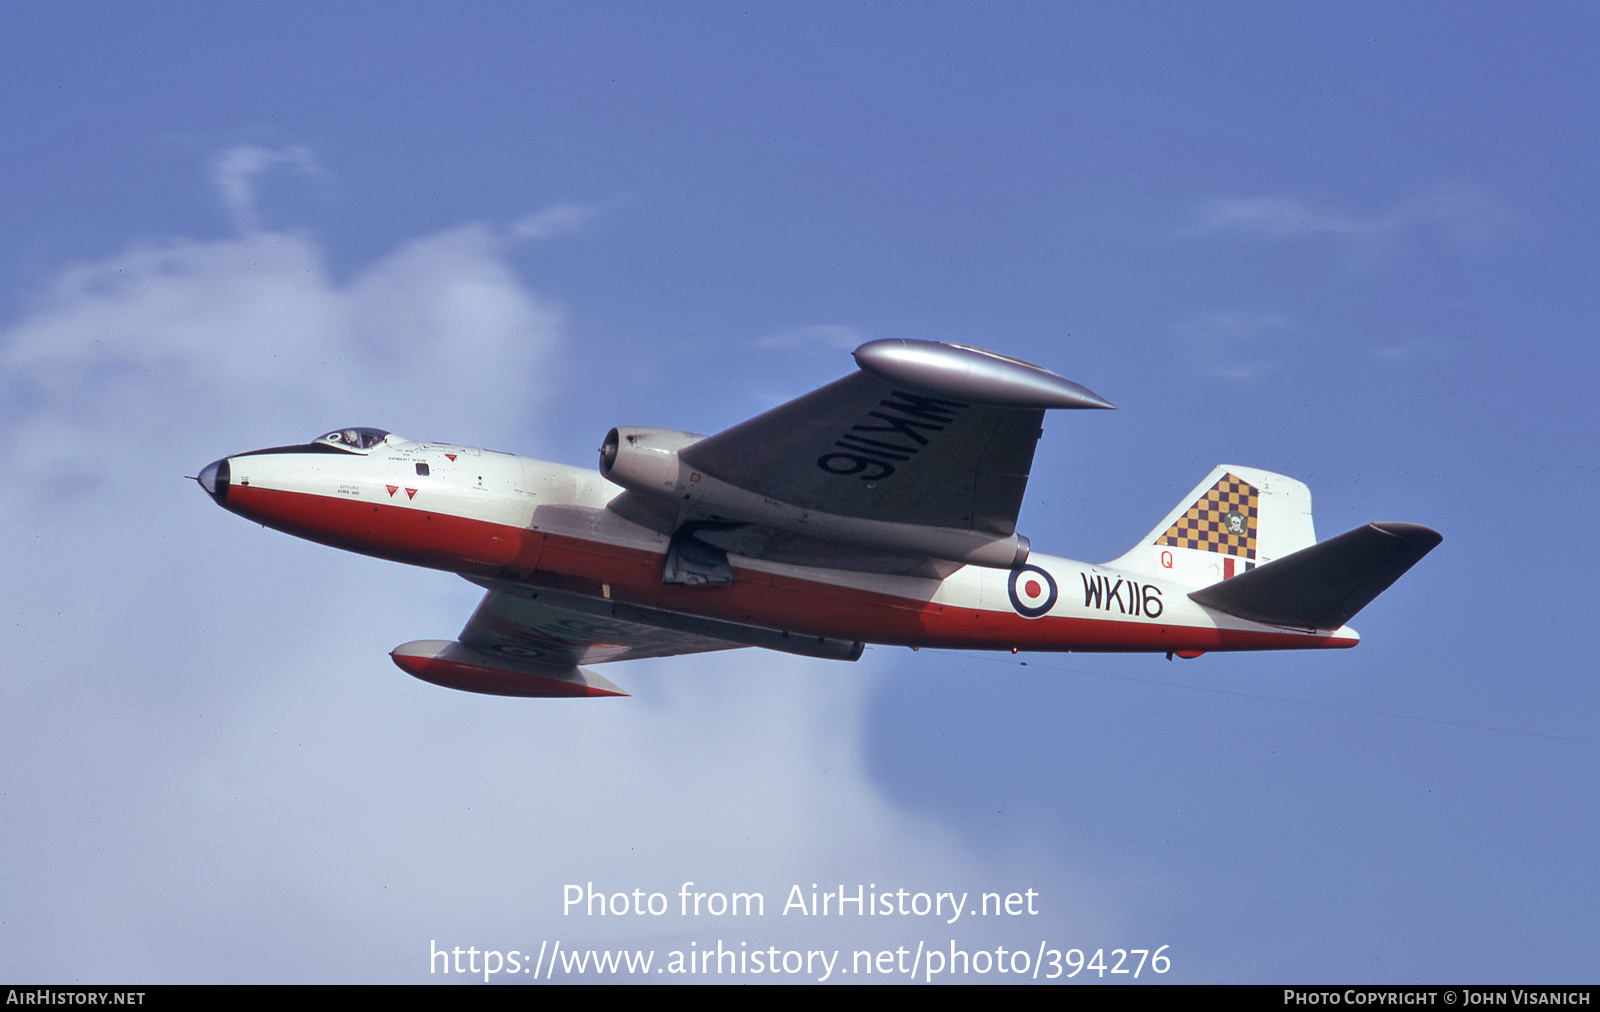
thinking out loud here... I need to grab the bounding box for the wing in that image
[679,340,1113,540]
[455,586,742,666]
[390,584,863,697]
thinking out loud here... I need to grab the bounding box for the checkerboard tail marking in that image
[1156,472,1260,560]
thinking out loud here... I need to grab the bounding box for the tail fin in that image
[1106,465,1316,588]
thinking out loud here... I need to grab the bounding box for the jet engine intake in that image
[599,426,706,497]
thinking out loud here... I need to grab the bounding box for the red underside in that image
[226,484,1354,653]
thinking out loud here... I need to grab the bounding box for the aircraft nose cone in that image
[197,457,231,503]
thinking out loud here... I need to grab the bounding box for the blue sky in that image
[1,3,1596,983]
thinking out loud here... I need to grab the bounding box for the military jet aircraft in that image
[196,340,1440,697]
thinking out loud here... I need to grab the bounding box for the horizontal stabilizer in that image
[1188,522,1442,630]
[391,640,627,698]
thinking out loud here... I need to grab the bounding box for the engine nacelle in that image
[598,426,705,497]
[598,425,1029,569]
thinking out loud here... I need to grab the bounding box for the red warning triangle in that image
[405,488,418,499]
[386,485,398,497]
[445,453,457,462]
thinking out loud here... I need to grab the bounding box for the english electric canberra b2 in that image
[197,340,1440,697]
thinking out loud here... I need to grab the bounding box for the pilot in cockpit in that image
[318,427,390,450]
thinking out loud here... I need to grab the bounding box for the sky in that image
[1,2,1596,984]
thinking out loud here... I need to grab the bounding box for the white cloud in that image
[507,201,609,242]
[0,222,559,507]
[211,143,322,234]
[1185,187,1511,247]
[0,167,1088,981]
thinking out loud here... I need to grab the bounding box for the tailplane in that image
[1106,465,1316,588]
[1188,522,1442,630]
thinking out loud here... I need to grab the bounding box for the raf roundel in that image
[1007,564,1059,619]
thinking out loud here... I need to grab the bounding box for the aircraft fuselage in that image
[198,434,1357,656]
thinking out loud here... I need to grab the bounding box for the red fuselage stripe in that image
[225,484,1352,653]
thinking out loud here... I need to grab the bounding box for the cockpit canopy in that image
[317,427,390,451]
